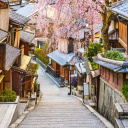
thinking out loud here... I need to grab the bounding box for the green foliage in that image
[103,50,125,61]
[122,81,128,101]
[86,42,101,70]
[0,89,16,102]
[27,63,39,75]
[91,61,98,70]
[31,43,49,65]
[86,42,102,62]
[34,79,38,92]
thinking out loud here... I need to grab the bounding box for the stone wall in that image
[98,77,126,124]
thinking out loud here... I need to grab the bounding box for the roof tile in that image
[10,10,30,25]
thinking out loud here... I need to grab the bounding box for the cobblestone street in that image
[17,65,106,128]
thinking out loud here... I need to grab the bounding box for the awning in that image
[20,55,31,70]
[0,75,5,83]
[20,30,35,45]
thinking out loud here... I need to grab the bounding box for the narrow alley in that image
[17,65,106,128]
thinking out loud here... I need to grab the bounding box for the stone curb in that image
[72,95,114,128]
[8,96,41,128]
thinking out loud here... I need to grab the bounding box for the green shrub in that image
[33,47,49,65]
[103,50,125,61]
[86,42,102,62]
[91,61,98,70]
[34,79,38,92]
[86,42,101,70]
[0,89,16,102]
[122,81,128,101]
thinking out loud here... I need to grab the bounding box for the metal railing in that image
[35,58,47,71]
[47,65,60,77]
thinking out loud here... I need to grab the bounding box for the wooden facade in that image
[0,44,5,70]
[99,65,124,91]
[118,21,128,51]
[12,70,20,95]
[0,8,9,31]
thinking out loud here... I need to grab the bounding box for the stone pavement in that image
[17,65,106,128]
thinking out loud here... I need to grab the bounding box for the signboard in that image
[83,82,89,96]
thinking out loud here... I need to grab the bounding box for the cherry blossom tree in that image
[35,0,117,52]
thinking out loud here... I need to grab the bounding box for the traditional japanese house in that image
[0,30,9,91]
[84,57,100,108]
[9,10,36,97]
[0,43,21,92]
[0,0,10,32]
[93,53,128,124]
[75,61,86,95]
[47,26,89,85]
[15,3,38,33]
[20,30,35,54]
[9,10,30,47]
[47,50,80,85]
[111,0,128,53]
[19,30,36,97]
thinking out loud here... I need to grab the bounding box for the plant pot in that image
[36,93,40,97]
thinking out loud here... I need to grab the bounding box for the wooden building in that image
[0,43,21,92]
[9,10,30,47]
[111,1,128,53]
[47,49,79,85]
[93,53,128,124]
[75,62,86,95]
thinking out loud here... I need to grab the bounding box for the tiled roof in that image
[111,0,128,19]
[75,62,86,74]
[10,10,30,25]
[5,44,21,70]
[93,56,126,72]
[69,54,81,65]
[47,50,75,66]
[16,3,37,17]
[0,29,8,41]
[11,5,24,11]
[20,30,35,44]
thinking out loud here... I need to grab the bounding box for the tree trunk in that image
[101,28,110,53]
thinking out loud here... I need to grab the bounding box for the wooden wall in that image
[119,21,127,51]
[60,66,64,76]
[0,8,9,31]
[24,44,29,56]
[99,65,123,91]
[52,60,57,71]
[14,28,20,48]
[65,69,69,80]
[12,71,19,95]
[0,44,5,70]
[4,69,12,89]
